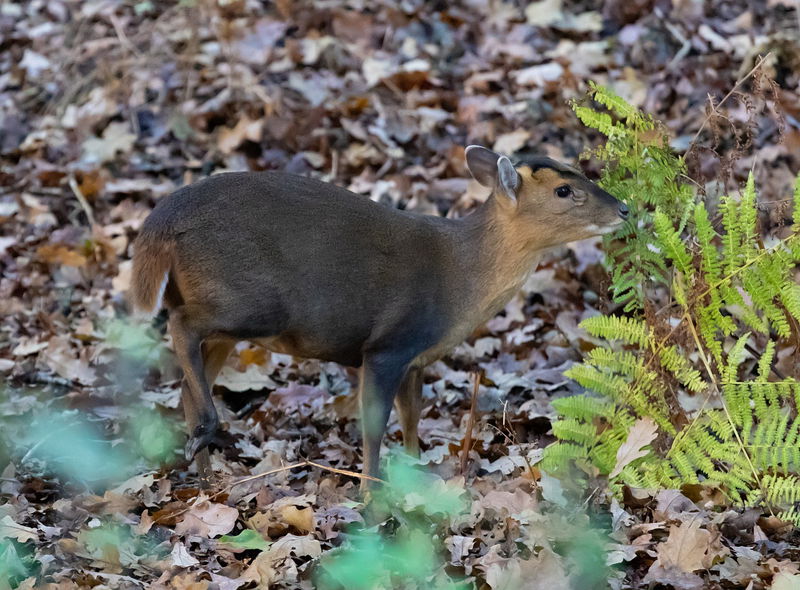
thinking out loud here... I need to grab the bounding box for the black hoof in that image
[184,423,218,460]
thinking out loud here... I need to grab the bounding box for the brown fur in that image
[131,232,174,312]
[131,147,626,489]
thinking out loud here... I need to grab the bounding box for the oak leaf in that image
[610,417,658,478]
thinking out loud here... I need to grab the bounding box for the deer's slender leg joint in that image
[395,367,423,458]
[170,307,219,486]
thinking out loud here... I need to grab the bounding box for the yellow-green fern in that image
[545,85,800,520]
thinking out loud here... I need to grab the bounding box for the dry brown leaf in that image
[772,573,800,590]
[0,515,38,542]
[216,364,278,392]
[481,489,539,519]
[277,505,315,534]
[168,572,210,590]
[610,417,658,478]
[218,116,263,154]
[136,510,154,535]
[170,542,200,568]
[651,520,729,573]
[642,564,704,590]
[175,497,239,538]
[239,534,321,586]
[492,130,531,155]
[43,335,97,385]
[82,122,137,163]
[479,544,569,590]
[36,243,88,267]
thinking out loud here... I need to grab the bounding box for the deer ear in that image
[465,145,501,187]
[496,156,520,203]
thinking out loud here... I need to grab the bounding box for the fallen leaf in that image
[218,116,263,154]
[650,520,729,574]
[36,243,88,267]
[277,505,315,534]
[216,364,278,392]
[175,498,239,538]
[773,573,800,590]
[479,544,569,590]
[43,335,97,385]
[525,0,563,26]
[513,62,564,86]
[171,542,200,567]
[0,515,38,543]
[82,122,137,163]
[493,130,531,155]
[610,417,658,478]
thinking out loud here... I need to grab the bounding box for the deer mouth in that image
[585,218,625,235]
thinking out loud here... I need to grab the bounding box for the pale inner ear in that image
[465,145,501,187]
[497,156,520,201]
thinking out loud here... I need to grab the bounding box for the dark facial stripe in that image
[516,158,621,205]
[516,157,584,180]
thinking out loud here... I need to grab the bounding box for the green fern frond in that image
[579,315,649,347]
[756,341,776,382]
[551,418,598,446]
[694,202,721,281]
[658,346,706,392]
[654,209,694,279]
[547,90,800,511]
[777,506,800,527]
[723,334,751,384]
[762,473,800,505]
[551,395,616,421]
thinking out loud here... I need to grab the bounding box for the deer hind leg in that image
[184,338,236,486]
[394,367,423,457]
[170,306,219,487]
[204,338,235,385]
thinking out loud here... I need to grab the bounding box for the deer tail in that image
[130,230,174,316]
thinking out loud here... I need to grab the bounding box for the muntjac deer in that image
[131,146,628,490]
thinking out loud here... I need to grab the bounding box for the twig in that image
[153,460,382,525]
[227,459,383,490]
[679,311,772,516]
[68,174,96,228]
[460,372,481,475]
[662,18,691,69]
[689,53,773,148]
[108,13,141,57]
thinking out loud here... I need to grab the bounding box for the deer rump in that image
[131,171,455,367]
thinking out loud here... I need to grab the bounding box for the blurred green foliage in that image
[219,529,271,551]
[14,405,180,487]
[0,540,37,590]
[317,455,470,590]
[2,317,179,489]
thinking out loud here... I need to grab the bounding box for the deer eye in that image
[555,185,572,198]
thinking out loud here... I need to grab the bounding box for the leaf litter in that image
[1,0,800,588]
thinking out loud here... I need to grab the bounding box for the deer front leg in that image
[359,352,409,495]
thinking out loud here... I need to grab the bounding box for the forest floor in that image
[1,0,800,588]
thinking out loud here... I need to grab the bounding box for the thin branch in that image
[460,371,481,475]
[689,53,772,148]
[153,460,382,525]
[68,174,96,228]
[678,311,772,515]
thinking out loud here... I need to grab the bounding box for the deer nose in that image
[618,202,629,219]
